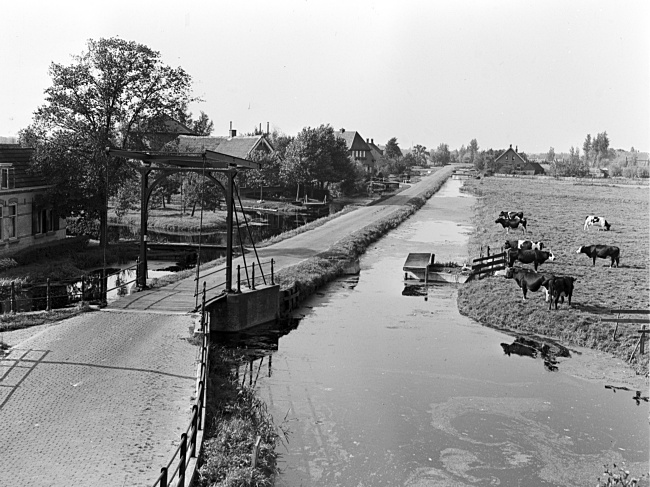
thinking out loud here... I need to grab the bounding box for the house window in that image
[32,206,58,235]
[1,168,15,189]
[5,204,16,238]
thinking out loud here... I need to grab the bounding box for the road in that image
[0,166,454,486]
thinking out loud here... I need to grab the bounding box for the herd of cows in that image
[494,211,621,310]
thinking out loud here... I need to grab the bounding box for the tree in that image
[468,139,479,164]
[281,125,355,193]
[546,147,555,162]
[19,37,195,246]
[384,137,402,160]
[412,144,428,166]
[431,143,451,166]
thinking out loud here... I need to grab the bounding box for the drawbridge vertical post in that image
[225,167,236,293]
[139,166,150,290]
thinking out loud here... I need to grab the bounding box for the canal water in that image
[250,178,648,486]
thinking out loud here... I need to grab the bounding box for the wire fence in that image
[0,261,142,315]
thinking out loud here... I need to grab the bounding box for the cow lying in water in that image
[507,248,555,271]
[499,211,524,220]
[576,245,620,268]
[504,239,544,251]
[495,217,527,234]
[545,276,577,310]
[505,267,552,301]
[584,215,611,231]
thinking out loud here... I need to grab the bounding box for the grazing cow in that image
[545,276,577,310]
[504,240,544,251]
[495,217,527,234]
[505,267,553,301]
[499,211,524,220]
[584,215,611,231]
[507,248,555,271]
[576,245,620,268]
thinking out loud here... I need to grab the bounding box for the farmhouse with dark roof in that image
[335,128,375,174]
[494,145,545,175]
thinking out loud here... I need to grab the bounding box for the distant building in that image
[0,145,66,256]
[334,129,375,174]
[169,124,274,159]
[494,145,545,175]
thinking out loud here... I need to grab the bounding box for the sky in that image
[2,0,649,154]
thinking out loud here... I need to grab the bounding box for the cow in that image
[545,276,577,310]
[495,217,527,234]
[499,211,524,220]
[504,266,553,301]
[507,248,555,271]
[584,215,611,231]
[504,239,544,251]
[576,245,620,268]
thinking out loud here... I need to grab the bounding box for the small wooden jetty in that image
[403,253,469,284]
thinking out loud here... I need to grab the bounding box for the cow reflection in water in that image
[500,336,567,371]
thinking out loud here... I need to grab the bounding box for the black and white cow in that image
[504,240,544,251]
[504,267,553,301]
[495,217,527,234]
[507,248,555,271]
[576,245,620,268]
[499,211,524,221]
[545,276,577,310]
[584,215,611,231]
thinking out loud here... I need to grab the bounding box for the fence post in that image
[179,432,187,486]
[640,325,647,355]
[135,257,141,291]
[191,405,198,458]
[159,467,168,487]
[11,281,16,314]
[81,275,85,304]
[237,265,241,293]
[201,281,206,330]
[271,259,275,285]
[101,268,107,308]
[46,278,51,312]
[251,266,256,290]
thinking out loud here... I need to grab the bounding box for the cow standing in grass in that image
[577,245,620,268]
[584,215,611,231]
[495,217,527,234]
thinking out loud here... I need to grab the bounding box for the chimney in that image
[267,122,269,135]
[366,138,369,143]
[340,128,345,133]
[509,144,512,149]
[371,138,374,144]
[229,121,236,137]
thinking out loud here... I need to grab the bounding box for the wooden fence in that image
[469,251,507,280]
[600,309,650,362]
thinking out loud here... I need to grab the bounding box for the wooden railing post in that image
[46,278,51,311]
[191,405,198,458]
[10,281,16,314]
[179,433,187,486]
[251,266,256,290]
[237,265,241,293]
[81,275,86,304]
[271,259,275,285]
[639,325,647,355]
[159,467,168,487]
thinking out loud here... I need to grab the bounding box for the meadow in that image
[458,176,649,371]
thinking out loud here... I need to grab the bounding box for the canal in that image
[249,178,648,486]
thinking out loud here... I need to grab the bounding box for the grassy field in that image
[458,176,649,372]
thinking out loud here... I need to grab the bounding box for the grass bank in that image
[457,176,649,374]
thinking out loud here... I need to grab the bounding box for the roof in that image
[0,145,50,188]
[170,135,273,159]
[334,129,371,152]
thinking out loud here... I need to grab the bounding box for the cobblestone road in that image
[0,310,197,486]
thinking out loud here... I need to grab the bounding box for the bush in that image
[622,166,637,178]
[636,166,649,178]
[609,164,623,177]
[11,236,89,266]
[66,216,100,238]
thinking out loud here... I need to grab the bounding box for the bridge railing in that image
[193,259,275,299]
[151,283,209,487]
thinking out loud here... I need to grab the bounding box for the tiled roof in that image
[170,135,272,159]
[0,145,50,188]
